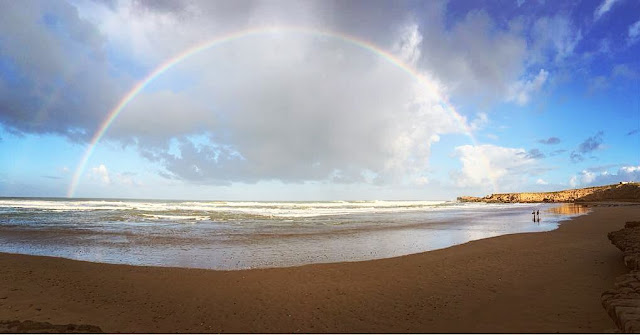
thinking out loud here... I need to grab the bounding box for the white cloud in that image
[451,144,541,191]
[612,64,638,79]
[569,175,578,188]
[90,164,110,185]
[0,0,568,191]
[581,170,596,184]
[393,23,423,66]
[414,176,429,186]
[569,166,640,187]
[531,15,582,64]
[536,178,548,185]
[507,69,548,105]
[115,172,142,187]
[417,10,528,103]
[470,112,489,130]
[594,0,620,21]
[107,22,469,185]
[629,20,640,45]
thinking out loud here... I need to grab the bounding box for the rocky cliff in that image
[602,221,640,333]
[458,183,640,203]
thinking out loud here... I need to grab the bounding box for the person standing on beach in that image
[536,210,540,222]
[532,210,536,222]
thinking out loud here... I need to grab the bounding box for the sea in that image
[0,198,589,270]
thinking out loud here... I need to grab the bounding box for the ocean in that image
[0,198,589,270]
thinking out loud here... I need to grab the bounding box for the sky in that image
[0,0,639,200]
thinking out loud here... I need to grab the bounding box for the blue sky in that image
[0,0,639,200]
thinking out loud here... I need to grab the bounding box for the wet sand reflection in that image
[547,203,590,215]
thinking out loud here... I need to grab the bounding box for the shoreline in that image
[0,204,588,272]
[0,202,587,271]
[1,204,639,332]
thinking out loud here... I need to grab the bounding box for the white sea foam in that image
[141,214,209,221]
[0,201,587,270]
[0,199,456,217]
[0,199,537,219]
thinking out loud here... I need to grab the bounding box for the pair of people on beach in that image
[532,210,540,222]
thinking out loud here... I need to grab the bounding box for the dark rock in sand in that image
[0,320,102,333]
[609,221,640,271]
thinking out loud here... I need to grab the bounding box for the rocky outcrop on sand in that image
[603,221,640,333]
[0,320,102,333]
[458,183,640,203]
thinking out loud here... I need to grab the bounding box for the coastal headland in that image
[1,203,639,333]
[458,182,640,203]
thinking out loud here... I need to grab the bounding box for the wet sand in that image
[0,205,638,333]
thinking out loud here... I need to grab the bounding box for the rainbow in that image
[67,26,490,198]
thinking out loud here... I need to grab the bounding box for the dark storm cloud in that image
[0,1,126,141]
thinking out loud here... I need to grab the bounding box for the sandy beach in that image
[1,204,638,333]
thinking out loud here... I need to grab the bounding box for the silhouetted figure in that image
[536,210,540,222]
[532,210,536,222]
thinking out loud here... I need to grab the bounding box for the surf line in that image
[67,25,490,198]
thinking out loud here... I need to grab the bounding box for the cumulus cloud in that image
[87,1,527,186]
[570,131,604,163]
[594,0,620,21]
[109,22,475,185]
[0,0,570,188]
[538,137,561,145]
[90,164,110,185]
[570,166,640,187]
[450,144,543,190]
[536,178,548,185]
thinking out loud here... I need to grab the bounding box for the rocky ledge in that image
[602,221,640,333]
[458,183,640,203]
[0,320,102,333]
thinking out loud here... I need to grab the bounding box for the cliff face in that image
[458,183,640,203]
[602,221,640,333]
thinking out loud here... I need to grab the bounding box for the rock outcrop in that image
[602,221,640,333]
[0,320,102,333]
[458,183,640,203]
